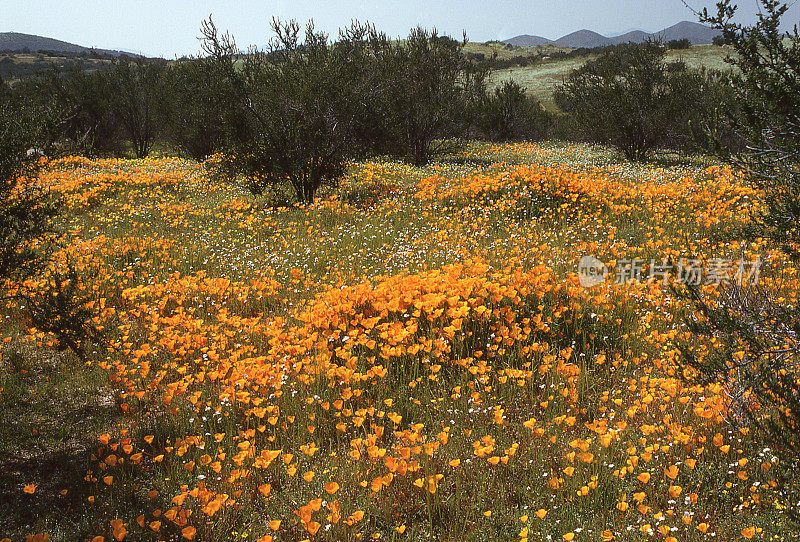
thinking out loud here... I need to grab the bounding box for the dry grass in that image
[462,42,571,60]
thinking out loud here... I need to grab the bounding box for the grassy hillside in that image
[0,31,128,56]
[0,32,91,55]
[0,141,791,540]
[0,52,112,82]
[487,44,735,111]
[462,41,569,60]
[503,21,720,48]
[487,55,597,111]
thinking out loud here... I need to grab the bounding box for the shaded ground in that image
[0,346,113,539]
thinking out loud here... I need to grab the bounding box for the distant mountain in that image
[554,30,612,48]
[609,30,651,45]
[607,27,650,38]
[0,32,135,56]
[503,21,721,49]
[653,21,721,44]
[503,34,553,47]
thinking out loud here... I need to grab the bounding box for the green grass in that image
[487,55,599,111]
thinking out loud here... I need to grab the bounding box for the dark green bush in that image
[364,28,487,166]
[202,18,485,201]
[0,81,52,280]
[14,57,166,159]
[554,42,740,160]
[18,66,123,157]
[157,58,229,161]
[554,42,678,161]
[1,79,103,359]
[666,38,691,49]
[668,67,744,156]
[201,18,385,203]
[108,57,167,159]
[475,81,552,141]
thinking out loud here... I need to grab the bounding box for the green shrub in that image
[554,42,740,160]
[107,57,167,159]
[555,42,678,161]
[677,0,800,522]
[1,80,102,359]
[666,38,692,49]
[476,81,552,141]
[669,67,744,156]
[201,18,485,200]
[18,66,123,157]
[364,28,487,165]
[157,59,229,161]
[201,18,381,203]
[0,82,51,280]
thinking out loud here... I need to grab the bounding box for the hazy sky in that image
[2,0,799,57]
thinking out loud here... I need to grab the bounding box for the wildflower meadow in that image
[0,140,792,541]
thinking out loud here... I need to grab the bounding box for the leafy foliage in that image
[18,65,123,157]
[201,18,485,202]
[107,57,167,159]
[0,82,53,280]
[365,28,487,166]
[157,58,229,161]
[12,57,166,159]
[1,79,101,360]
[670,66,744,156]
[201,18,382,203]
[667,38,692,49]
[555,43,677,161]
[554,42,738,161]
[475,81,552,142]
[704,0,800,255]
[677,0,800,522]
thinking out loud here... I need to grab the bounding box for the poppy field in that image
[1,142,793,541]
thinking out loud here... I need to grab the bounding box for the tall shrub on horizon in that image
[365,28,487,165]
[201,17,381,203]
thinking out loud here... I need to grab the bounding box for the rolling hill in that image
[653,21,722,43]
[554,29,611,48]
[503,34,553,47]
[0,32,132,56]
[504,21,721,48]
[609,30,651,45]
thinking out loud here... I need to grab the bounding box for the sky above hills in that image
[1,0,798,58]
